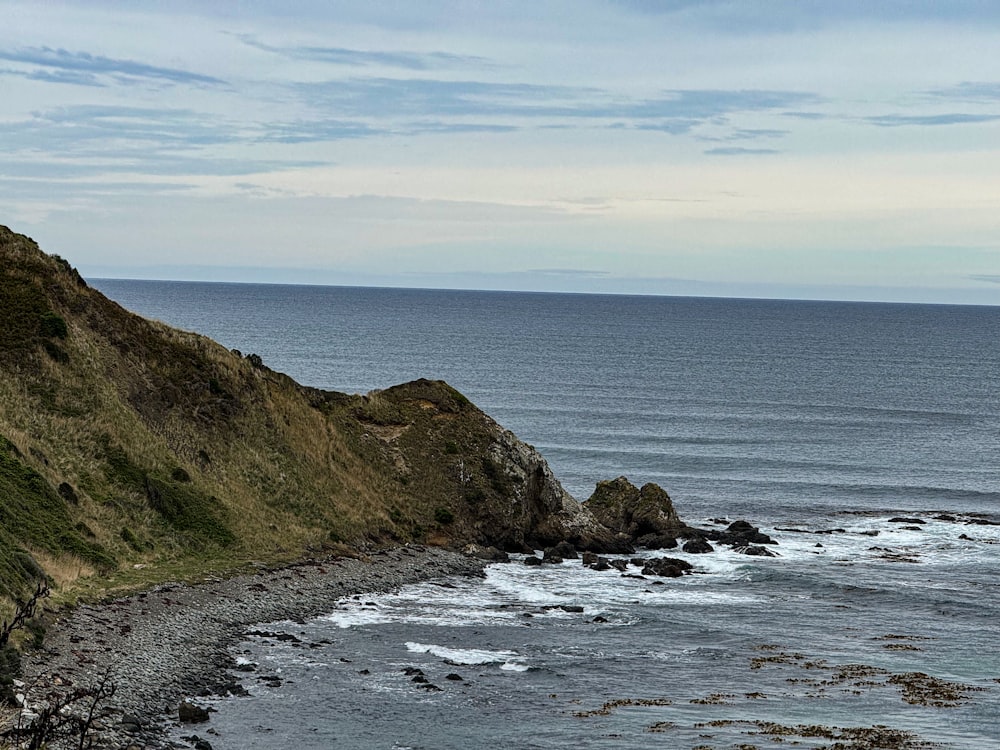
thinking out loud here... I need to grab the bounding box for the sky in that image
[2,1,1000,304]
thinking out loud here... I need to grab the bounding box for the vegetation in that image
[0,224,564,618]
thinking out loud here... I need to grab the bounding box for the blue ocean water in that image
[92,280,1000,749]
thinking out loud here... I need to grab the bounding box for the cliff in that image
[0,225,618,612]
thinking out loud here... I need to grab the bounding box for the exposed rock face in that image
[584,477,685,544]
[346,379,627,553]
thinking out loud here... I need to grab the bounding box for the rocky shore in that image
[13,547,486,749]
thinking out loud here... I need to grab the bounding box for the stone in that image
[178,701,211,724]
[736,545,778,557]
[462,544,510,563]
[703,520,776,547]
[551,540,579,559]
[641,557,694,578]
[542,547,564,563]
[635,533,678,550]
[523,555,543,566]
[682,537,713,554]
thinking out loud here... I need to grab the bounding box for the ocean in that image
[92,280,1000,749]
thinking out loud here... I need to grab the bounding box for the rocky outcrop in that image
[583,477,685,547]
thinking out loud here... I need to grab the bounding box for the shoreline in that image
[15,546,487,749]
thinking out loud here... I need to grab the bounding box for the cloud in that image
[239,35,491,71]
[703,147,781,156]
[608,0,1000,31]
[0,66,105,87]
[0,106,236,155]
[297,78,816,125]
[925,81,1000,102]
[0,46,226,87]
[255,120,384,143]
[865,113,1000,127]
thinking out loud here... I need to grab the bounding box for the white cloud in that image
[2,0,1000,304]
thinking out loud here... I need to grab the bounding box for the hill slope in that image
[0,226,618,612]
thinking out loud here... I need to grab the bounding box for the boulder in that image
[736,545,778,557]
[462,544,511,563]
[634,533,678,550]
[682,537,713,554]
[701,520,775,547]
[550,540,579,559]
[541,547,564,564]
[178,701,211,724]
[641,557,694,578]
[523,555,542,566]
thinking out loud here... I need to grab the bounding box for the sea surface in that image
[92,280,1000,749]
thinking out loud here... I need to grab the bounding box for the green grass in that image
[0,436,115,599]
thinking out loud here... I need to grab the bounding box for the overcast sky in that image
[3,1,1000,303]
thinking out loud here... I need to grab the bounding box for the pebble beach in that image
[14,547,486,749]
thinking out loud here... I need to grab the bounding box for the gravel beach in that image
[13,546,486,749]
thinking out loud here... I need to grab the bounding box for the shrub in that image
[39,311,68,339]
[433,507,455,525]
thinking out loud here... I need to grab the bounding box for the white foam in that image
[405,642,529,671]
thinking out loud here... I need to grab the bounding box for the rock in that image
[584,477,685,542]
[736,545,778,557]
[641,557,694,578]
[462,544,510,563]
[541,547,564,563]
[702,520,776,547]
[581,551,599,566]
[194,740,214,750]
[559,605,585,613]
[445,673,463,681]
[682,537,713,554]
[550,540,579,559]
[889,517,925,525]
[178,701,211,724]
[634,533,678,550]
[591,557,612,571]
[120,713,143,732]
[593,615,608,623]
[523,555,542,566]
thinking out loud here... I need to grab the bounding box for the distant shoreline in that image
[16,547,486,749]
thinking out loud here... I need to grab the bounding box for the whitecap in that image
[405,641,529,672]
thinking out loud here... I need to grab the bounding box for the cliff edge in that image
[0,225,620,610]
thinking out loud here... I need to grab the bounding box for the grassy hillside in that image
[0,225,598,617]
